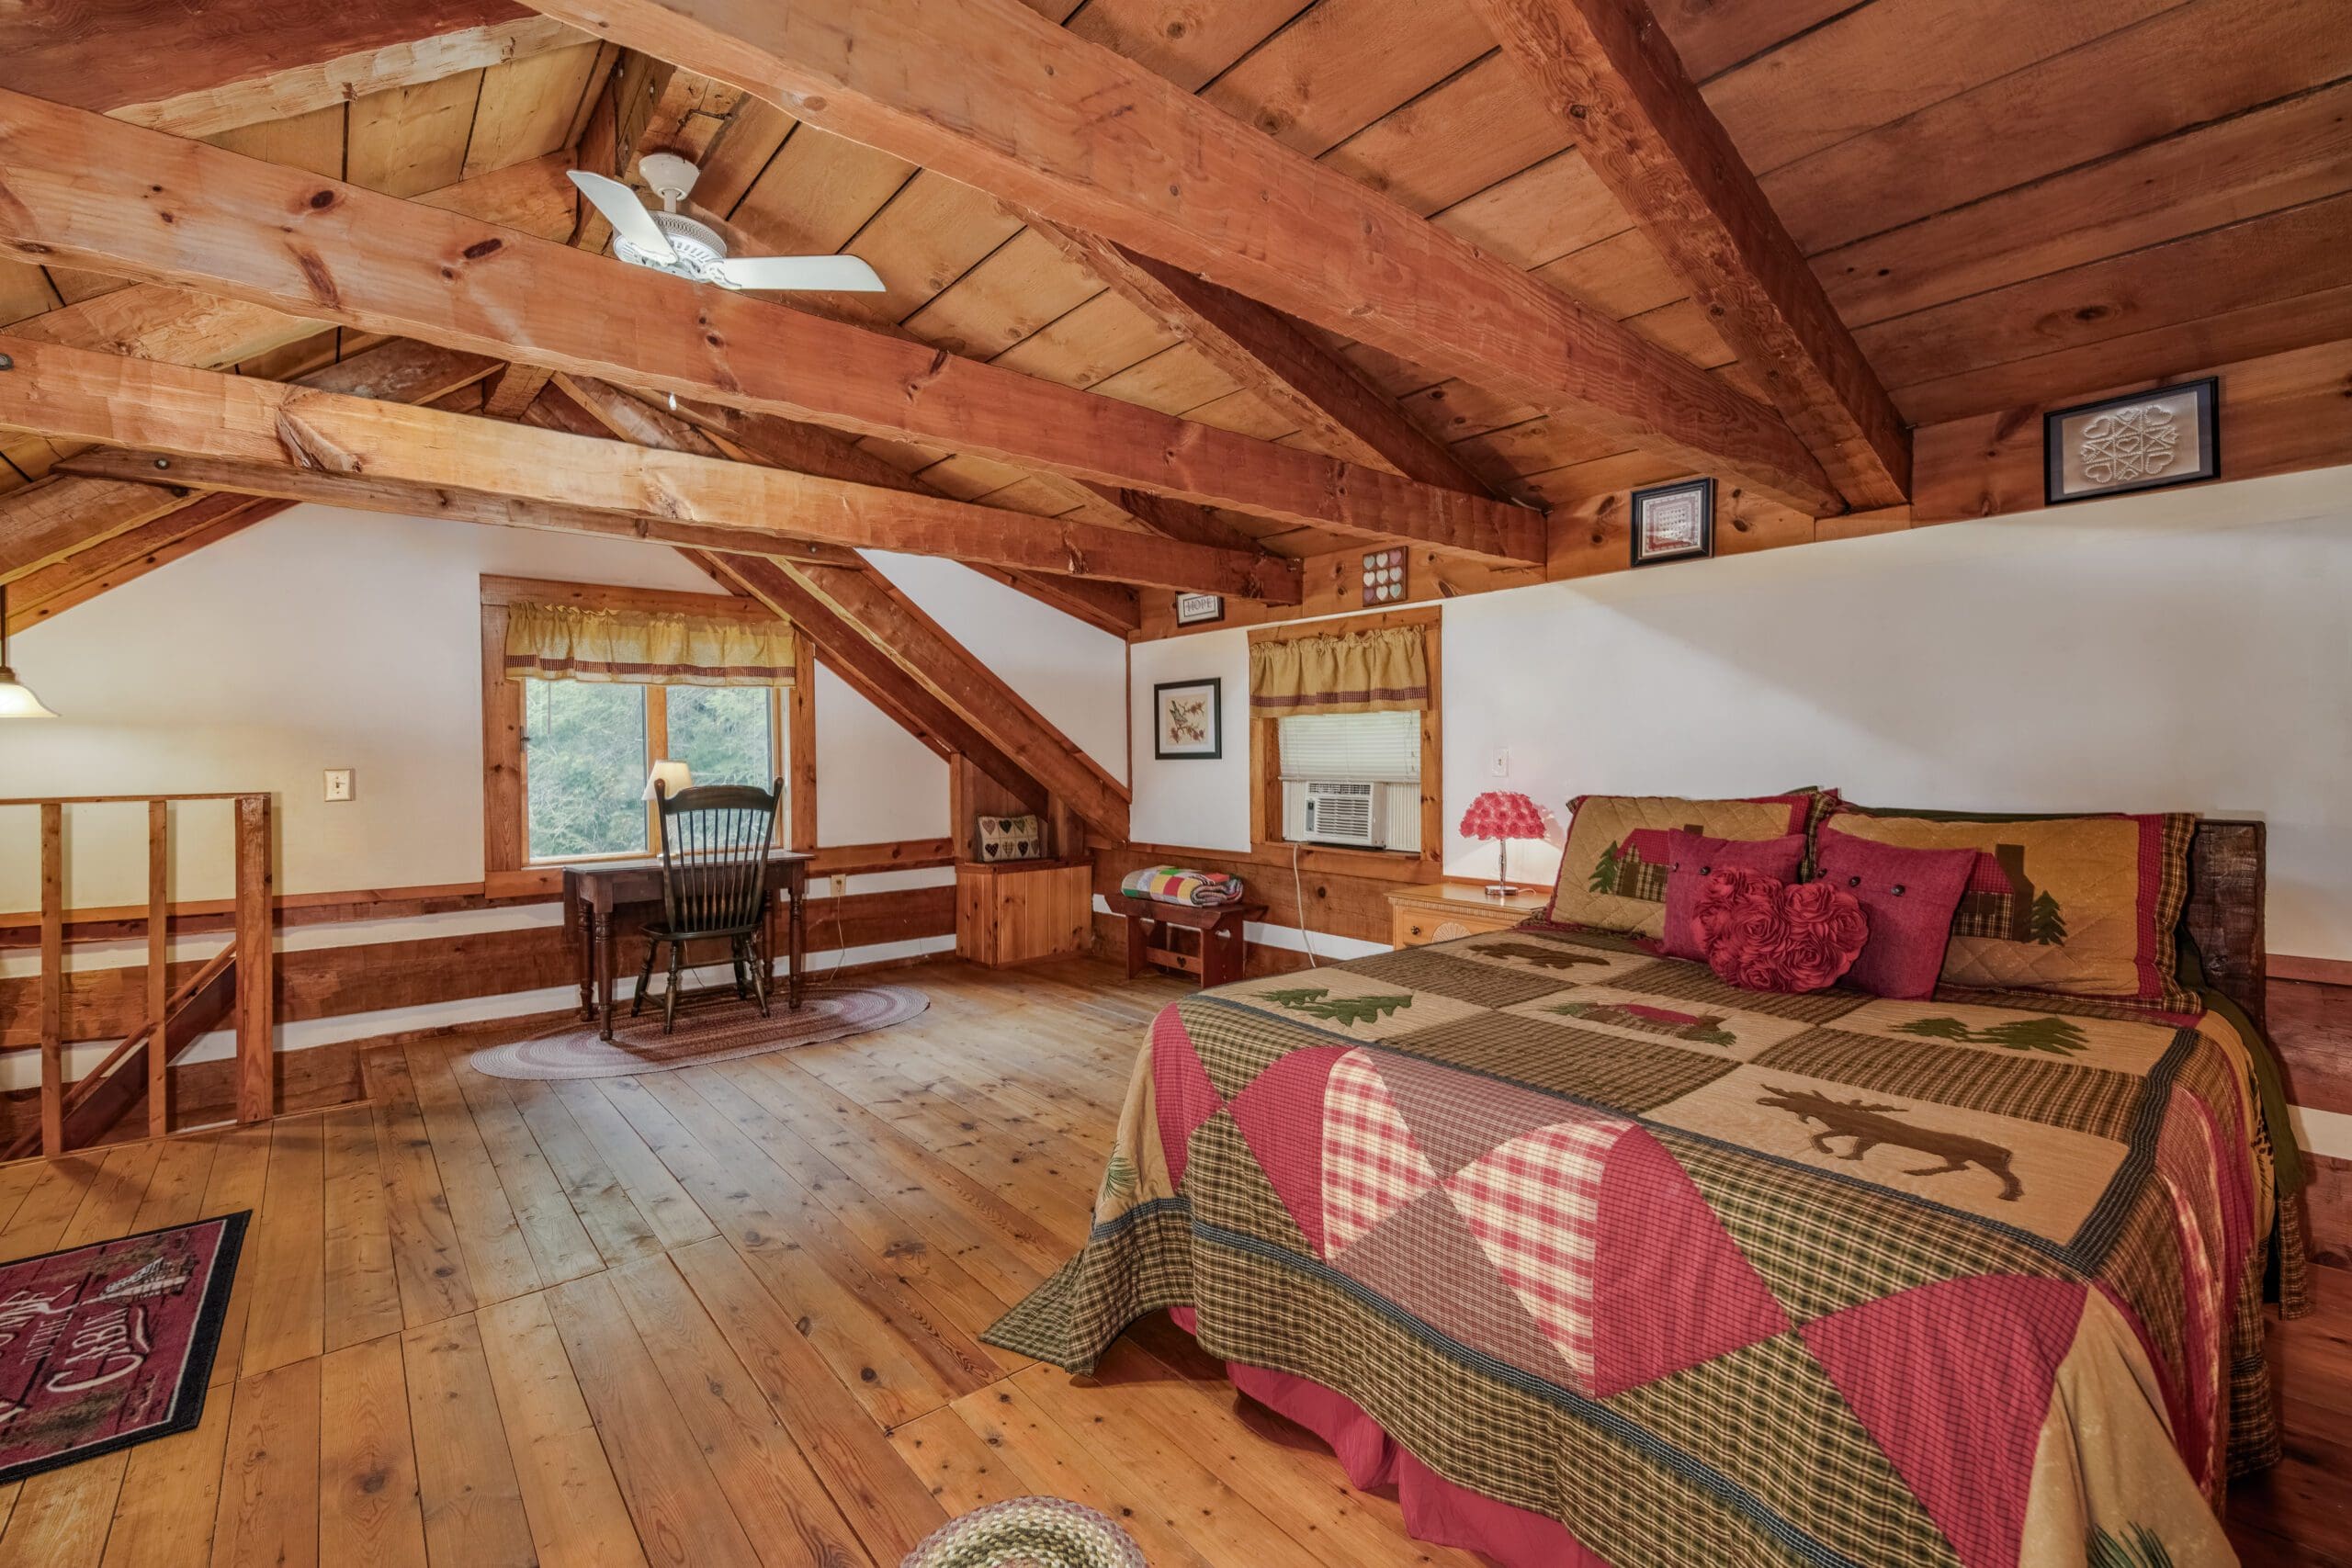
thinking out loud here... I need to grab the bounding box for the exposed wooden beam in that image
[4,2,581,137]
[704,555,1057,816]
[6,498,289,637]
[1467,0,1911,508]
[3,335,1293,598]
[0,87,1544,563]
[1,149,581,370]
[1032,225,1498,495]
[723,556,1128,839]
[1,338,501,585]
[550,378,1128,831]
[514,0,1838,515]
[575,380,1139,635]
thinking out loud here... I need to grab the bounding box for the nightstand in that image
[1386,883,1551,947]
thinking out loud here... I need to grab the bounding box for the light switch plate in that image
[1487,749,1510,778]
[323,768,354,802]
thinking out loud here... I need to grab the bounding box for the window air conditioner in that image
[1283,779,1388,849]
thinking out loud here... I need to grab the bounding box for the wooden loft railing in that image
[2,793,273,1160]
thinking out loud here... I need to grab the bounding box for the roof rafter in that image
[569,378,1141,636]
[1466,0,1911,507]
[0,86,1544,565]
[514,0,1839,514]
[1029,223,1500,496]
[3,335,1294,600]
[6,3,585,139]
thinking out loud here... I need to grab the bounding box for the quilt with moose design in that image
[986,924,2304,1568]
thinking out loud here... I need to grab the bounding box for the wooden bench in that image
[1122,899,1268,988]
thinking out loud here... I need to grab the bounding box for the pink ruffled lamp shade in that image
[1458,790,1547,897]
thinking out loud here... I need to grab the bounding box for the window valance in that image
[1248,625,1429,716]
[503,603,797,687]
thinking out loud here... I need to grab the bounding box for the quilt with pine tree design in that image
[988,924,2305,1568]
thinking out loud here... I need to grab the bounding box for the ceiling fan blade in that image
[567,170,678,265]
[714,254,887,293]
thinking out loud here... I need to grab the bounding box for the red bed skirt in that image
[1167,1307,1609,1567]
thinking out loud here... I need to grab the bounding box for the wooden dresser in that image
[1386,883,1550,947]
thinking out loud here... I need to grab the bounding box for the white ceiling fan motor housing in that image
[614,210,734,284]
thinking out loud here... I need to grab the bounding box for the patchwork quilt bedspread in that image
[988,924,2300,1568]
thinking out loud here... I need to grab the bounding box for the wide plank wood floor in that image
[0,957,2341,1567]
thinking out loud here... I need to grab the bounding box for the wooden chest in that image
[956,861,1093,967]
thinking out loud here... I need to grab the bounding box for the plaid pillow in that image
[1824,806,2197,1010]
[1536,790,1836,940]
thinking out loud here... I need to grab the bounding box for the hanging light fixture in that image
[0,583,58,718]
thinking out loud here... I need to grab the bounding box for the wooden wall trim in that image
[0,839,955,942]
[0,884,956,1049]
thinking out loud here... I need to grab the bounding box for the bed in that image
[988,822,2304,1568]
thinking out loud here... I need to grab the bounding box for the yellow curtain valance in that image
[1249,625,1429,716]
[503,603,797,687]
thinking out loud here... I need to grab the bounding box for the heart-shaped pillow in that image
[1690,868,1868,994]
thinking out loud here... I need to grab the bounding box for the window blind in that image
[1278,711,1421,783]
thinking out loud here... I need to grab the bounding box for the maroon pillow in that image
[1691,870,1867,994]
[1658,830,1807,961]
[1812,827,1977,999]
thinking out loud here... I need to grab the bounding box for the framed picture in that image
[2044,378,2219,505]
[1152,678,1223,761]
[1361,546,1408,606]
[1629,477,1714,567]
[1174,592,1225,626]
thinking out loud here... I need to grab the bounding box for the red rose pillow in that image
[1691,869,1868,994]
[1657,830,1808,962]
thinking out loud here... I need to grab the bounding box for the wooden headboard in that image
[2184,819,2267,1028]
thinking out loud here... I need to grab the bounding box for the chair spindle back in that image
[653,778,783,939]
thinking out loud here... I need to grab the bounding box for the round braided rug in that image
[900,1497,1146,1568]
[467,985,928,1080]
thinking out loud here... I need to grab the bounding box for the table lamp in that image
[642,760,694,801]
[1459,790,1546,897]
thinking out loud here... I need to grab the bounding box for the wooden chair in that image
[633,777,784,1033]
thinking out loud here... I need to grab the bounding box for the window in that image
[482,577,810,890]
[1249,606,1441,871]
[520,679,787,863]
[524,680,651,860]
[1277,710,1423,853]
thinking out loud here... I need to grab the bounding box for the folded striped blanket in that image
[1119,865,1245,907]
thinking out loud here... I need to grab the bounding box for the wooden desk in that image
[1123,900,1268,988]
[562,851,814,1041]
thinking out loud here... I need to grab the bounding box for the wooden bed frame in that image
[2186,819,2267,1028]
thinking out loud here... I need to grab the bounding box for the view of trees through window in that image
[668,686,775,789]
[523,680,783,862]
[526,681,649,861]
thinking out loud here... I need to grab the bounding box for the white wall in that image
[865,549,1128,782]
[1129,465,2352,962]
[1128,630,1250,851]
[0,504,998,906]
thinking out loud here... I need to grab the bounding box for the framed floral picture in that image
[1629,477,1715,567]
[1152,678,1222,760]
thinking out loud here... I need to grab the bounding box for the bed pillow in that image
[1657,830,1807,961]
[1690,870,1867,994]
[1823,807,2196,1008]
[1811,828,1975,999]
[1541,791,1830,940]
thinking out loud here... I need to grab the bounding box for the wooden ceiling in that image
[2,0,2347,601]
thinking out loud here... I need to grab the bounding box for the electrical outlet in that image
[1487,749,1510,779]
[830,873,848,898]
[322,768,354,802]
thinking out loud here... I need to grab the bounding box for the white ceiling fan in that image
[567,153,885,294]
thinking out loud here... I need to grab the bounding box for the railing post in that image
[233,793,273,1123]
[38,802,63,1158]
[147,798,170,1138]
